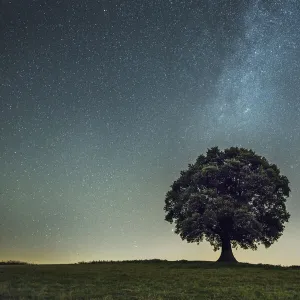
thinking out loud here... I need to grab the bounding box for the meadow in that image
[0,260,300,299]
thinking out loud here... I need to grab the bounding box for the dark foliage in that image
[77,259,168,264]
[164,146,291,254]
[0,260,32,265]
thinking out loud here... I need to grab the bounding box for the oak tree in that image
[164,147,291,262]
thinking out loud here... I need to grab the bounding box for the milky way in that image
[189,1,300,145]
[0,0,300,265]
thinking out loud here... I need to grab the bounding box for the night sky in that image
[1,0,300,265]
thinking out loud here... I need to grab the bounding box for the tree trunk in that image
[217,237,238,263]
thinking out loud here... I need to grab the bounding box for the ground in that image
[0,261,300,299]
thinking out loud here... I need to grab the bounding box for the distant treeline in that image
[0,260,33,265]
[76,259,300,269]
[77,259,171,264]
[1,259,298,269]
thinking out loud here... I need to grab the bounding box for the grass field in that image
[1,260,300,299]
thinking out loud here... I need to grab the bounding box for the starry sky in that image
[1,0,300,265]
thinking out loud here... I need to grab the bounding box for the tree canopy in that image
[164,146,291,262]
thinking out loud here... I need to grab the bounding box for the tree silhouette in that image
[164,146,291,262]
